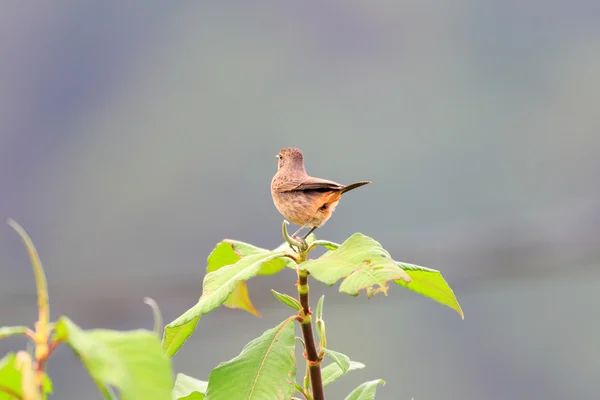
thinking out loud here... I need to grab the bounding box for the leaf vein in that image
[247,317,294,399]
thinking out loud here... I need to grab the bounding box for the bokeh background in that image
[1,2,599,399]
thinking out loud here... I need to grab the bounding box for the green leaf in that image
[315,295,326,344]
[0,353,25,400]
[205,317,296,400]
[344,379,386,400]
[173,373,207,399]
[302,233,411,298]
[322,360,365,388]
[271,290,301,311]
[224,281,262,317]
[205,239,302,317]
[315,295,325,321]
[162,316,200,359]
[0,352,52,400]
[163,251,286,357]
[206,243,262,317]
[54,316,173,400]
[220,239,297,275]
[309,239,340,251]
[0,326,28,340]
[321,348,350,374]
[395,262,464,319]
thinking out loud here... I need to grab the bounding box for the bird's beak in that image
[275,155,279,159]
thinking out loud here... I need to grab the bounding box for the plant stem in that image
[297,269,324,400]
[35,339,61,373]
[8,220,50,327]
[8,220,50,360]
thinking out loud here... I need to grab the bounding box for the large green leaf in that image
[54,316,173,399]
[206,242,265,317]
[322,360,365,388]
[0,352,52,400]
[163,252,286,357]
[344,379,386,400]
[302,233,411,298]
[219,239,299,275]
[205,318,296,400]
[173,373,207,400]
[395,262,464,319]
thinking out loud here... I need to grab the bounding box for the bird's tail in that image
[340,181,371,194]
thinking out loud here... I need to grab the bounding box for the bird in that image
[271,147,370,240]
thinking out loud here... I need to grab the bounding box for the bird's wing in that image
[277,176,344,192]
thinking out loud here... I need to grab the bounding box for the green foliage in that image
[321,360,365,388]
[302,233,412,297]
[1,218,463,399]
[272,289,302,311]
[0,353,52,400]
[345,380,386,400]
[162,251,287,357]
[173,373,208,399]
[303,234,464,318]
[205,318,296,400]
[315,295,325,321]
[315,295,326,345]
[321,348,351,374]
[54,316,173,400]
[395,262,464,319]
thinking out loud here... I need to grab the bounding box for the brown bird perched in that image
[271,147,371,240]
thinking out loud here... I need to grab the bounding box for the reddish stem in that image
[298,272,324,400]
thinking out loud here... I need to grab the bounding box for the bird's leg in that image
[288,224,308,252]
[302,227,317,240]
[291,225,306,238]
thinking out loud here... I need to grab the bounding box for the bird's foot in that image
[290,235,308,252]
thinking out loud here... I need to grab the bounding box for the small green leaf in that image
[344,379,386,400]
[0,326,28,340]
[309,239,340,251]
[0,352,52,400]
[271,290,301,311]
[205,318,296,400]
[163,251,286,357]
[54,316,173,400]
[315,295,325,321]
[321,348,350,374]
[302,233,411,298]
[173,373,207,399]
[315,295,326,345]
[395,262,464,319]
[322,360,365,388]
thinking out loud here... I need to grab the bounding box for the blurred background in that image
[1,1,599,399]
